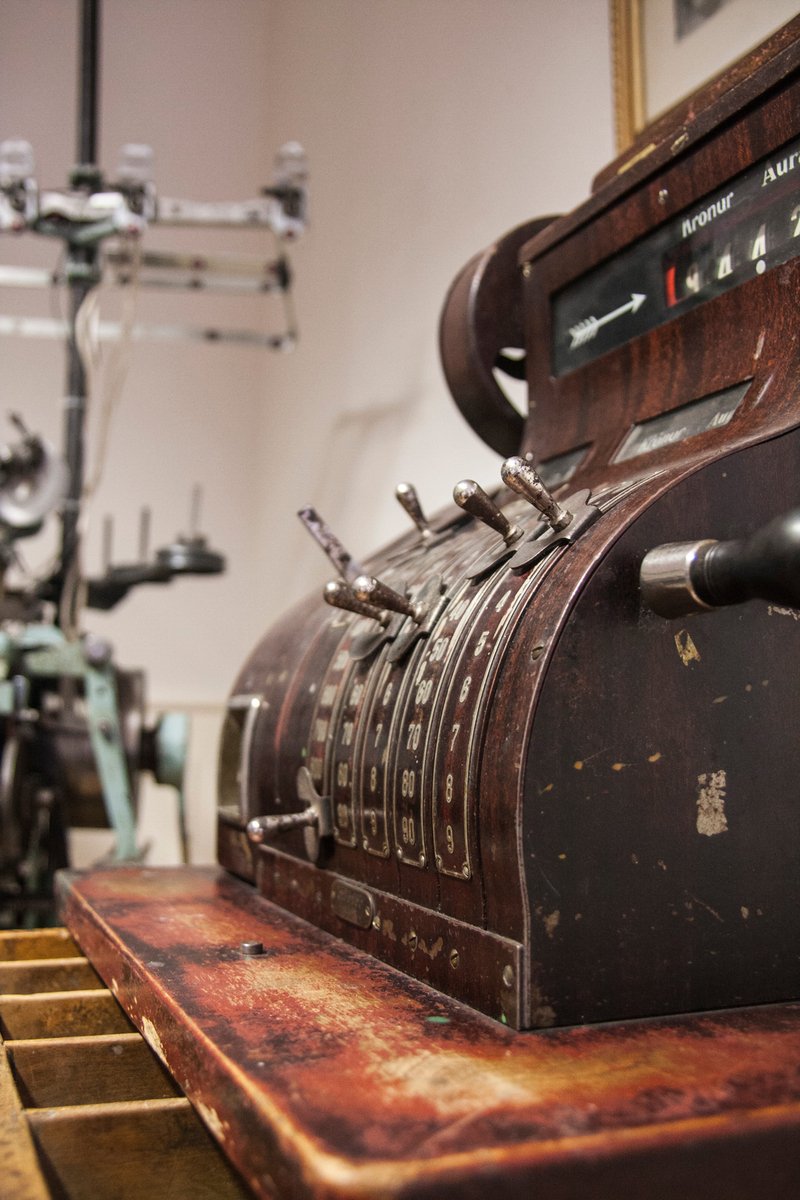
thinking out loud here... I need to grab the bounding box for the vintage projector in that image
[218,22,800,1031]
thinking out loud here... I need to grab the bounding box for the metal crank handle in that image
[640,507,800,617]
[246,808,317,843]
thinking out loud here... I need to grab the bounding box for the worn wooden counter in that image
[58,864,800,1199]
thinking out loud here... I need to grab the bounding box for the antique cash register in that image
[59,19,800,1198]
[215,24,800,1031]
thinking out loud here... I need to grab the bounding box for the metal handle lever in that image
[323,580,388,625]
[247,808,317,842]
[353,575,423,622]
[640,508,800,617]
[453,478,522,544]
[395,482,432,539]
[245,766,333,862]
[500,456,572,531]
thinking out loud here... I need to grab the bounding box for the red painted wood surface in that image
[61,866,800,1199]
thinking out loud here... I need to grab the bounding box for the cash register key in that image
[247,767,333,862]
[246,807,318,842]
[353,574,423,622]
[395,481,433,540]
[453,478,522,544]
[297,505,364,583]
[500,455,572,531]
[323,579,389,625]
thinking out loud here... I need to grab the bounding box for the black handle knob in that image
[640,508,800,617]
[696,508,800,608]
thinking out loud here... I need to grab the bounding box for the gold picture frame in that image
[611,0,800,152]
[610,0,645,152]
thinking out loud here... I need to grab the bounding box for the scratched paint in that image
[674,630,701,666]
[696,770,728,836]
[543,911,560,939]
[142,1014,168,1065]
[197,1100,227,1140]
[768,604,800,620]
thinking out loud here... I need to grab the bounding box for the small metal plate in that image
[330,879,375,929]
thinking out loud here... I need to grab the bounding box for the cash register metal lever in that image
[323,579,389,625]
[247,766,333,862]
[453,478,522,545]
[353,575,425,623]
[500,456,573,531]
[395,482,433,540]
[640,508,800,617]
[495,456,600,573]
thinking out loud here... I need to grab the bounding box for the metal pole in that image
[58,0,101,621]
[77,0,100,166]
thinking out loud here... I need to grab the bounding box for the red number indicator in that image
[665,263,677,308]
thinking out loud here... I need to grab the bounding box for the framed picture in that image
[611,0,800,150]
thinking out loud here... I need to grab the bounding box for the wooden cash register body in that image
[214,22,800,1032]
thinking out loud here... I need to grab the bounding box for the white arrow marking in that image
[569,292,646,349]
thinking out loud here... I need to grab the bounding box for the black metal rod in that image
[56,0,102,620]
[58,267,93,614]
[77,0,100,165]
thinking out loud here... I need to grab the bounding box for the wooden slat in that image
[0,990,134,1040]
[27,1097,251,1200]
[0,925,254,1198]
[0,958,103,995]
[7,1034,181,1107]
[0,1043,51,1200]
[0,930,81,962]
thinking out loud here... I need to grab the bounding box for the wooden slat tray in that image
[60,864,800,1200]
[0,925,250,1199]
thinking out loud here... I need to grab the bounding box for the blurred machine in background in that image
[0,0,308,925]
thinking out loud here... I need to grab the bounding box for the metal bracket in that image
[84,663,138,861]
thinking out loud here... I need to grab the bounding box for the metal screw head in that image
[658,187,669,206]
[449,949,460,969]
[530,643,545,661]
[408,930,418,951]
[502,964,515,989]
[84,635,112,667]
[240,940,264,956]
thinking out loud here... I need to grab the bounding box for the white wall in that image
[0,0,614,864]
[257,0,615,607]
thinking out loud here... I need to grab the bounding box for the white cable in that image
[57,238,140,635]
[84,234,140,500]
